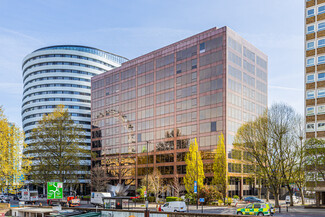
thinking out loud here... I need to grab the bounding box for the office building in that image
[22,45,128,194]
[91,27,267,197]
[305,0,325,206]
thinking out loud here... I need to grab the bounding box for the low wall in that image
[63,207,248,217]
[0,204,9,209]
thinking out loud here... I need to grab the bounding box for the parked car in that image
[161,201,187,212]
[285,195,299,204]
[0,195,9,203]
[244,197,264,203]
[236,203,275,216]
[0,195,9,201]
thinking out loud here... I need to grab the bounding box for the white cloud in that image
[269,85,303,92]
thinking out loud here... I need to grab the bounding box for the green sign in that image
[47,182,63,199]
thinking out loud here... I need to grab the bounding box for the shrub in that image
[132,198,144,203]
[185,193,196,205]
[225,197,232,205]
[148,196,155,202]
[176,197,183,201]
[166,197,178,202]
[233,195,239,199]
[198,185,223,204]
[211,201,218,206]
[218,199,223,205]
[136,186,146,198]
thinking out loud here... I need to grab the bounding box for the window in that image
[318,89,325,98]
[318,122,325,131]
[211,122,216,132]
[319,22,325,31]
[307,90,315,99]
[307,8,315,17]
[319,73,325,81]
[319,56,325,64]
[200,42,206,53]
[319,39,325,48]
[318,105,325,114]
[307,74,314,83]
[306,123,315,132]
[307,41,315,50]
[307,107,315,116]
[307,25,315,34]
[319,5,325,15]
[307,57,315,66]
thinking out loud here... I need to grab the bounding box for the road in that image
[10,199,325,217]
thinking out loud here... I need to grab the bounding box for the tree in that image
[184,138,205,195]
[169,175,181,197]
[91,164,108,192]
[142,169,166,203]
[103,155,135,185]
[306,138,325,183]
[199,185,222,204]
[293,134,307,205]
[28,105,89,189]
[212,133,227,201]
[235,103,304,207]
[0,107,30,192]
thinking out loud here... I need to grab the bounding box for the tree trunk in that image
[274,192,280,208]
[301,190,305,205]
[258,179,262,199]
[299,186,305,205]
[43,183,46,195]
[286,185,294,206]
[266,188,270,202]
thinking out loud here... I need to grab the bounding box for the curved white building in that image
[22,45,128,193]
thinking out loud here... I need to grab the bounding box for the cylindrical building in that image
[22,45,128,193]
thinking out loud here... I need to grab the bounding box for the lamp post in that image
[196,149,199,210]
[146,141,149,214]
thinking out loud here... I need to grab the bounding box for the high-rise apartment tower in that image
[22,45,128,194]
[305,0,325,206]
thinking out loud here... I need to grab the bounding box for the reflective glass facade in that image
[91,27,268,197]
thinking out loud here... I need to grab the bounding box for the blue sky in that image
[0,0,304,127]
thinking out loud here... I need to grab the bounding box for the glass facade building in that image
[22,45,128,193]
[91,27,267,197]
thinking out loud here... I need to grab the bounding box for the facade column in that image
[240,177,244,199]
[316,192,320,207]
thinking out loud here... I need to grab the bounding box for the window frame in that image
[307,90,315,99]
[318,72,325,81]
[318,89,325,98]
[307,74,315,83]
[306,107,315,116]
[306,123,315,132]
[307,8,315,18]
[319,22,325,31]
[307,41,315,50]
[307,24,315,34]
[318,122,325,131]
[319,5,325,15]
[318,105,325,114]
[318,38,325,48]
[307,57,315,67]
[319,56,325,64]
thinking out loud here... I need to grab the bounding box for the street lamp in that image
[145,141,150,215]
[196,149,199,210]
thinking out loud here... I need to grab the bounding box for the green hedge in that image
[166,197,183,202]
[148,196,155,202]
